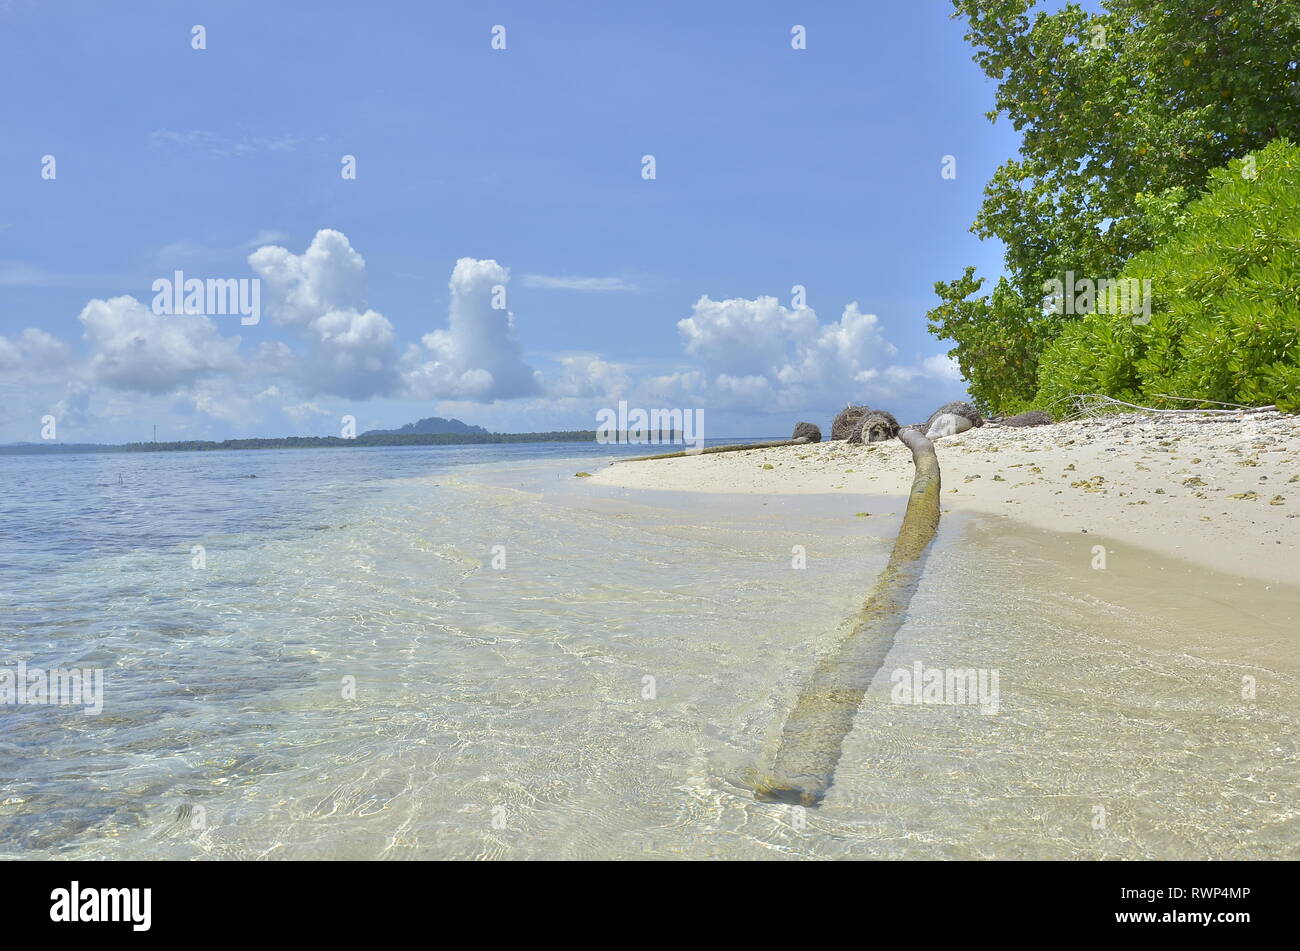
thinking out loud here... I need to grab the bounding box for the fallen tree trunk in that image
[611,437,809,464]
[754,428,941,806]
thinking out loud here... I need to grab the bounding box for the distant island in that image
[0,428,597,455]
[362,416,489,437]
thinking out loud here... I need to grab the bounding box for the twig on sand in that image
[1048,393,1279,423]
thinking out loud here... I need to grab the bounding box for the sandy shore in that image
[591,412,1300,585]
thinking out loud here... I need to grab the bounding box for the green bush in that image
[1036,139,1300,413]
[929,1,1300,415]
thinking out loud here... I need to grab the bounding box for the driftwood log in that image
[611,436,811,464]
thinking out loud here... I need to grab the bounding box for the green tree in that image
[929,0,1300,412]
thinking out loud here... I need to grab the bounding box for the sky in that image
[0,0,1055,441]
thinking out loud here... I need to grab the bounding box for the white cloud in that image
[19,328,72,367]
[665,295,970,424]
[675,295,899,409]
[249,340,297,377]
[2,220,972,441]
[174,377,336,431]
[51,382,92,430]
[642,369,705,404]
[547,352,631,399]
[677,295,816,378]
[922,353,963,382]
[79,295,242,394]
[0,327,71,374]
[249,229,368,328]
[521,274,638,292]
[300,306,398,399]
[283,401,333,425]
[4,233,556,435]
[248,230,399,399]
[401,258,542,401]
[713,373,775,402]
[189,378,257,424]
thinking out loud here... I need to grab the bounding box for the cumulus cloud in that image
[51,382,92,430]
[922,353,963,381]
[247,234,542,402]
[22,328,73,366]
[2,232,562,440]
[249,230,367,327]
[1,221,972,443]
[298,306,397,399]
[547,353,631,399]
[675,295,901,408]
[248,230,398,399]
[401,258,541,401]
[79,295,242,394]
[282,400,333,425]
[249,339,297,377]
[188,378,258,424]
[0,327,71,375]
[642,369,705,404]
[667,294,968,421]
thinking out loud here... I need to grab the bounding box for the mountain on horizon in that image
[362,416,489,437]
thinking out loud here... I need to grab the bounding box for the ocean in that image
[2,443,1296,859]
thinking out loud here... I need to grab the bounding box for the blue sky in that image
[0,0,1056,441]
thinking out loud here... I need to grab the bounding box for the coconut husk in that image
[847,410,901,444]
[831,405,870,441]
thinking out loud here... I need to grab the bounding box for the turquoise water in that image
[0,443,896,858]
[2,444,1296,859]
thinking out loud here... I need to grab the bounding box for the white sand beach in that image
[591,412,1300,586]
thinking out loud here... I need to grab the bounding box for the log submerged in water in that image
[602,421,943,804]
[754,428,941,806]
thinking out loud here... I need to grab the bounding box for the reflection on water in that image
[1,447,1296,859]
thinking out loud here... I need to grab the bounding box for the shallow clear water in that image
[1,445,1296,859]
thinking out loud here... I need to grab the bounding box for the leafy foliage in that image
[1036,140,1300,412]
[929,269,1043,413]
[928,0,1300,412]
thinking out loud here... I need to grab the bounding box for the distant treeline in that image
[0,431,599,455]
